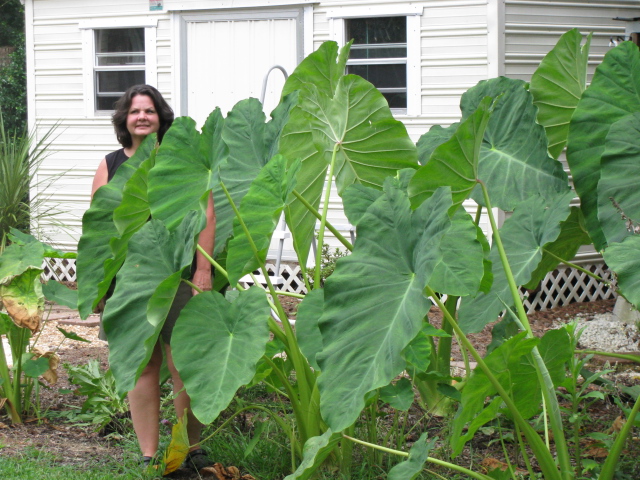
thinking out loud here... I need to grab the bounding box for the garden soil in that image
[1,296,638,479]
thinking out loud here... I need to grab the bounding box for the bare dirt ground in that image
[1,296,637,479]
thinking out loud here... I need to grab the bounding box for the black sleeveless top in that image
[105,148,129,182]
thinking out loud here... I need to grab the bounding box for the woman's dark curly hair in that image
[111,84,174,148]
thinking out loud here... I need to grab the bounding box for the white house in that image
[22,0,639,303]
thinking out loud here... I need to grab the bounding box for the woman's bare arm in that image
[191,192,216,295]
[91,158,109,200]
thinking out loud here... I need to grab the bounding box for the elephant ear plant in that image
[0,230,83,423]
[77,33,639,480]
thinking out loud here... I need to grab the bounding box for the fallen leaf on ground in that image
[199,463,256,480]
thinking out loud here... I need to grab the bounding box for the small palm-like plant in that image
[0,109,60,252]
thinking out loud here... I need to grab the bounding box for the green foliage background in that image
[0,0,27,135]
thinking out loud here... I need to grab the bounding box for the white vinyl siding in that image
[504,0,637,81]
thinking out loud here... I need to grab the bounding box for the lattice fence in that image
[42,259,616,312]
[42,258,77,282]
[521,264,616,311]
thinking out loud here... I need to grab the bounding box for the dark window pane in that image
[97,54,145,66]
[96,70,145,94]
[347,64,406,89]
[346,17,406,45]
[381,92,406,109]
[350,45,406,59]
[96,28,144,54]
[96,95,120,111]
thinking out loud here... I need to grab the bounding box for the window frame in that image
[328,5,422,116]
[80,18,158,116]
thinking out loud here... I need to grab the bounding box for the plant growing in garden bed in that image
[0,230,84,423]
[75,29,639,479]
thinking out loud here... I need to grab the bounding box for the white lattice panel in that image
[522,265,616,312]
[42,258,77,282]
[42,258,616,312]
[239,263,307,294]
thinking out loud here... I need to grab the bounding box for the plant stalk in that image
[480,181,572,480]
[341,434,494,480]
[426,286,562,480]
[291,190,353,252]
[314,145,339,288]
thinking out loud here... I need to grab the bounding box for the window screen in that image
[346,17,407,110]
[94,28,145,111]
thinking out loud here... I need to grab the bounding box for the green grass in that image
[0,447,146,480]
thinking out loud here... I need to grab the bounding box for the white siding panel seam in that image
[422,86,480,94]
[505,24,626,33]
[506,0,640,9]
[421,24,488,34]
[34,44,81,51]
[33,13,165,24]
[34,96,84,102]
[417,0,488,7]
[505,30,625,37]
[34,69,83,75]
[422,58,488,66]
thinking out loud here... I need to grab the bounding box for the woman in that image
[91,84,215,471]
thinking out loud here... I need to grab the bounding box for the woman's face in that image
[126,94,160,142]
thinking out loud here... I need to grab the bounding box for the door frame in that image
[172,6,309,116]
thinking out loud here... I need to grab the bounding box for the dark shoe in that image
[181,448,213,472]
[142,456,161,474]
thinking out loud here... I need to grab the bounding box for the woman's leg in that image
[164,344,202,450]
[128,342,162,457]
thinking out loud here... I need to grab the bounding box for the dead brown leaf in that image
[199,463,256,480]
[607,416,626,434]
[2,296,42,333]
[32,348,60,384]
[582,444,609,458]
[480,457,509,471]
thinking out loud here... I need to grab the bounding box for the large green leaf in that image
[226,156,300,286]
[103,213,203,395]
[0,268,43,332]
[171,287,270,424]
[567,41,640,250]
[409,97,493,211]
[604,235,640,309]
[597,113,640,246]
[507,329,571,421]
[416,123,458,166]
[317,184,452,432]
[282,41,351,99]
[296,288,324,371]
[215,98,295,256]
[0,241,44,284]
[42,280,78,309]
[281,76,418,266]
[524,207,590,289]
[387,433,436,480]
[459,191,574,333]
[451,332,538,456]
[430,210,485,296]
[530,29,591,159]
[7,229,76,259]
[148,114,224,231]
[113,150,156,236]
[461,77,569,210]
[283,429,342,480]
[76,135,156,318]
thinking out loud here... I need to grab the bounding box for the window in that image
[94,28,145,111]
[345,17,407,110]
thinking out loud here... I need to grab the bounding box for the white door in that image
[182,9,303,128]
